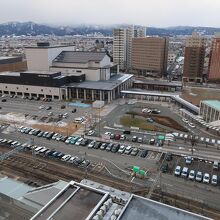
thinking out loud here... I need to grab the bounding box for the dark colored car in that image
[100,143,107,150]
[72,108,77,113]
[81,139,89,146]
[46,106,52,110]
[140,149,148,158]
[1,99,6,102]
[94,142,102,149]
[161,163,168,173]
[61,105,66,109]
[60,136,68,142]
[46,132,55,139]
[73,157,83,166]
[123,130,131,134]
[165,153,172,161]
[106,143,113,151]
[132,136,137,142]
[115,134,121,140]
[111,144,120,153]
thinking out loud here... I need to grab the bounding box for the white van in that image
[74,117,84,123]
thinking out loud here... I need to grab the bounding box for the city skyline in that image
[0,0,220,27]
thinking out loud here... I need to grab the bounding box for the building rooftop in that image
[0,56,22,64]
[202,100,220,111]
[119,195,207,220]
[53,51,107,63]
[66,73,133,90]
[134,80,182,87]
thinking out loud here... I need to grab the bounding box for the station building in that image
[0,43,133,102]
[200,100,220,122]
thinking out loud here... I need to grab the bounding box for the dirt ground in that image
[181,87,220,105]
[126,111,188,132]
[33,122,82,136]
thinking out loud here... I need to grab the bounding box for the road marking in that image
[130,177,135,182]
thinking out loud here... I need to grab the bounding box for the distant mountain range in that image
[0,22,220,37]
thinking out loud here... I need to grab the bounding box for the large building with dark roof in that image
[0,43,133,102]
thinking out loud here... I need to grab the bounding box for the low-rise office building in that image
[0,56,27,72]
[200,100,220,122]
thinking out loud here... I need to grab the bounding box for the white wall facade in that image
[25,46,75,71]
[0,83,63,99]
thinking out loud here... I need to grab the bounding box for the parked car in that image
[46,106,52,110]
[149,138,155,145]
[188,122,196,128]
[118,145,126,154]
[106,143,113,151]
[146,118,154,123]
[140,149,148,158]
[124,146,132,155]
[132,136,137,142]
[203,173,210,184]
[94,142,102,149]
[88,140,96,148]
[211,175,218,185]
[123,130,131,135]
[72,108,77,113]
[130,147,139,156]
[75,138,83,146]
[1,99,6,102]
[165,153,172,161]
[161,163,168,173]
[188,170,195,180]
[181,167,189,178]
[81,139,89,146]
[114,134,121,140]
[61,105,66,109]
[120,135,126,140]
[195,171,203,182]
[100,143,108,150]
[174,165,182,176]
[185,156,193,165]
[213,161,219,170]
[111,144,120,153]
[137,137,143,143]
[87,130,95,136]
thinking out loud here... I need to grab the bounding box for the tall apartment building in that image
[183,32,206,82]
[134,26,146,38]
[131,37,168,77]
[113,26,134,71]
[208,33,220,82]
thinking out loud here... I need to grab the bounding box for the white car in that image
[61,154,71,162]
[188,122,195,128]
[196,171,203,182]
[142,108,148,113]
[104,131,111,136]
[63,113,69,118]
[174,166,182,176]
[87,130,95,136]
[188,170,195,180]
[39,105,45,110]
[118,145,126,154]
[120,135,126,140]
[203,173,210,183]
[75,138,83,145]
[185,156,193,165]
[181,167,189,178]
[182,118,189,123]
[65,136,73,144]
[211,175,218,185]
[48,112,53,116]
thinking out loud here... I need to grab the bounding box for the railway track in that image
[0,148,136,191]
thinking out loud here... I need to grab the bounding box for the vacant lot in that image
[181,87,220,105]
[126,111,188,132]
[120,115,167,132]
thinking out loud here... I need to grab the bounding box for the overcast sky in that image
[0,0,219,27]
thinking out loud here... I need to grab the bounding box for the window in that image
[76,70,82,73]
[26,88,28,91]
[41,89,43,92]
[5,86,7,89]
[16,87,19,90]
